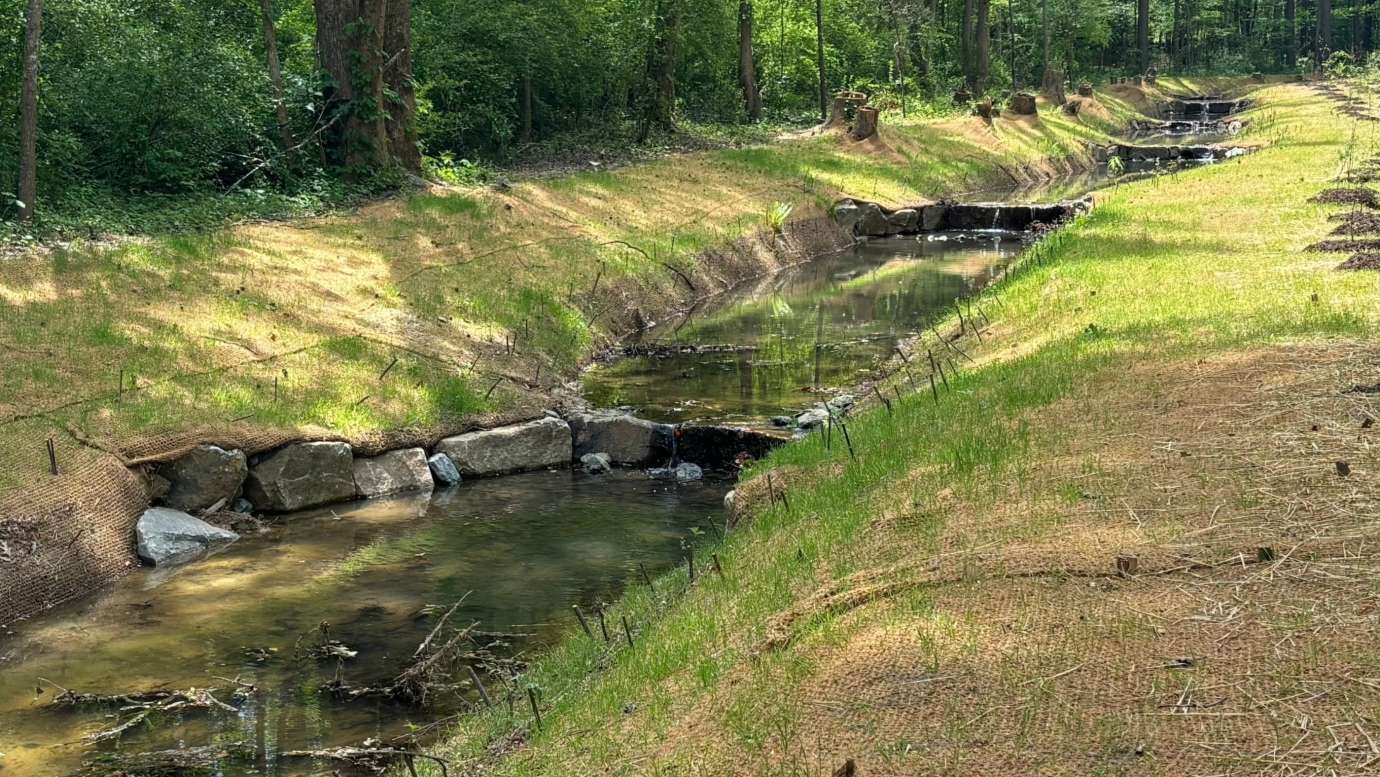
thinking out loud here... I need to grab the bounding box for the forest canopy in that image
[0,0,1368,229]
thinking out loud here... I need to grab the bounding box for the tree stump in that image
[1040,67,1066,106]
[1007,92,1038,115]
[974,98,998,121]
[826,90,868,129]
[1077,82,1094,97]
[1062,100,1082,116]
[851,106,880,140]
[953,88,973,105]
[1144,66,1157,85]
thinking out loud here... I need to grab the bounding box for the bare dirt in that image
[1309,187,1379,206]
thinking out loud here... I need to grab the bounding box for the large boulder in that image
[831,200,865,233]
[855,202,891,237]
[920,204,948,231]
[428,453,462,487]
[354,448,434,498]
[886,208,920,233]
[581,452,612,474]
[570,411,674,466]
[434,417,572,477]
[244,441,356,512]
[675,425,790,471]
[155,445,247,513]
[136,507,239,567]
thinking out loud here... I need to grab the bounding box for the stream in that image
[0,101,1246,776]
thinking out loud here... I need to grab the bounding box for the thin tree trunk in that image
[1320,0,1333,57]
[17,0,41,223]
[638,0,681,142]
[519,67,534,144]
[975,0,990,92]
[1285,0,1296,67]
[739,1,762,120]
[260,0,292,149]
[1041,0,1050,70]
[1137,0,1151,72]
[961,0,975,89]
[815,0,827,120]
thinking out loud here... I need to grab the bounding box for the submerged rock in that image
[155,445,247,513]
[581,452,613,474]
[427,453,462,487]
[570,411,674,466]
[353,448,434,498]
[434,416,572,477]
[245,442,356,512]
[136,507,238,567]
[650,462,703,482]
[769,415,794,428]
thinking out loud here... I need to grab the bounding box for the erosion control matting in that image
[1339,253,1380,270]
[1309,186,1380,206]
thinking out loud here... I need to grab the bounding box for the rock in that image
[831,200,865,233]
[1008,92,1038,115]
[724,489,737,512]
[995,205,1034,231]
[434,417,572,477]
[676,424,789,470]
[428,453,462,487]
[353,448,434,499]
[244,442,356,512]
[155,445,248,513]
[769,415,794,428]
[1029,204,1067,225]
[920,204,948,231]
[856,202,891,237]
[944,204,991,230]
[796,408,830,429]
[649,462,703,482]
[886,208,920,233]
[136,507,238,567]
[581,452,613,474]
[826,394,856,413]
[569,411,674,466]
[232,498,254,514]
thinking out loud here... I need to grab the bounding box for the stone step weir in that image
[1166,96,1251,117]
[1096,143,1251,164]
[832,197,1093,239]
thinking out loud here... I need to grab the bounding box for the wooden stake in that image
[597,607,610,642]
[687,547,696,582]
[527,686,542,730]
[46,438,57,476]
[638,562,653,587]
[621,615,635,648]
[466,665,494,708]
[572,605,594,639]
[711,553,725,577]
[871,385,892,414]
[929,374,939,404]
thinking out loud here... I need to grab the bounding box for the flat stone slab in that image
[155,445,247,513]
[136,507,238,567]
[354,448,434,498]
[570,411,674,466]
[434,417,572,477]
[245,441,356,512]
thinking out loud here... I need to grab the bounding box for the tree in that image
[1284,0,1297,68]
[258,0,292,149]
[739,1,762,120]
[815,0,827,120]
[314,0,420,173]
[974,0,990,92]
[1320,0,1334,58]
[1136,0,1151,72]
[17,0,42,223]
[637,0,682,141]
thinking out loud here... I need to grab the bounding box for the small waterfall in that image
[990,206,1002,231]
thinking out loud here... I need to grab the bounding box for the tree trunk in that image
[961,0,975,90]
[519,68,534,145]
[637,0,681,142]
[1041,0,1050,70]
[260,0,292,149]
[815,0,827,120]
[315,0,419,173]
[1320,0,1333,57]
[1137,0,1151,72]
[739,1,762,120]
[1284,0,1296,67]
[17,0,41,223]
[975,0,990,93]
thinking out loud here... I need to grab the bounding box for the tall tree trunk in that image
[1284,0,1296,66]
[315,0,419,173]
[961,0,975,89]
[260,0,292,149]
[638,0,681,142]
[1041,0,1050,70]
[739,1,762,120]
[1137,0,1151,72]
[518,68,534,145]
[17,0,41,223]
[975,0,990,92]
[815,0,827,120]
[1319,0,1333,58]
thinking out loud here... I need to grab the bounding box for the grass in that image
[407,81,1380,774]
[0,77,1231,502]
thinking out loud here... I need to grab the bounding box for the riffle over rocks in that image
[434,417,573,477]
[245,441,356,512]
[570,410,674,466]
[354,448,434,498]
[833,197,1091,239]
[1095,143,1250,164]
[136,507,238,567]
[155,445,247,513]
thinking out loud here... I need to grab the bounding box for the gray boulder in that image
[581,452,613,474]
[856,202,891,237]
[569,411,674,465]
[434,417,572,477]
[796,408,829,429]
[136,507,238,567]
[155,445,247,513]
[244,441,356,512]
[831,200,865,233]
[920,204,948,231]
[428,453,462,487]
[886,208,920,233]
[354,448,434,499]
[650,462,703,482]
[826,394,856,414]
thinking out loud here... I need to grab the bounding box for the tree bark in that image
[17,0,41,223]
[1137,0,1151,72]
[1041,0,1050,70]
[974,0,990,93]
[815,0,827,120]
[260,0,292,149]
[637,0,681,142]
[1319,0,1333,57]
[518,67,534,145]
[1284,0,1296,67]
[314,0,419,173]
[960,0,975,89]
[739,1,762,120]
